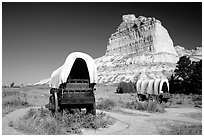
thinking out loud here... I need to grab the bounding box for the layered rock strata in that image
[106,15,177,56]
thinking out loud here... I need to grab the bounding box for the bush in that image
[125,101,165,113]
[12,108,115,134]
[116,81,136,94]
[169,56,202,95]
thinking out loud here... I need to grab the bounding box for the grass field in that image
[2,84,202,114]
[2,84,202,135]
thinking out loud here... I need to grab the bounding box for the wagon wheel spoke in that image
[165,99,172,108]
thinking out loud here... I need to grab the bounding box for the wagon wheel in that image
[54,91,59,112]
[91,103,96,115]
[155,95,162,104]
[164,98,172,108]
[87,103,96,115]
[161,98,172,108]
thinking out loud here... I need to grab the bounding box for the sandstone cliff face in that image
[95,53,177,84]
[106,15,177,56]
[96,14,180,84]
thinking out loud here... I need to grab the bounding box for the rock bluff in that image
[106,14,177,56]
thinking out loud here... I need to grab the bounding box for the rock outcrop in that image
[106,14,178,56]
[34,15,202,85]
[95,54,177,84]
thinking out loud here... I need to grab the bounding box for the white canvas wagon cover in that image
[50,52,97,88]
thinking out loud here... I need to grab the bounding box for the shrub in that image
[116,81,136,94]
[13,108,115,134]
[125,101,165,113]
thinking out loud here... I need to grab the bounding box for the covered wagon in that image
[47,52,97,114]
[136,78,171,105]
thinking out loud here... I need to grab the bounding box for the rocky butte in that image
[106,14,178,56]
[95,14,200,84]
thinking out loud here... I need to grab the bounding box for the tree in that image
[189,60,202,94]
[174,56,191,81]
[169,56,202,95]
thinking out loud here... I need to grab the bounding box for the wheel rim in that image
[54,91,58,112]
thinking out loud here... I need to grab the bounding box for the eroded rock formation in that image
[106,14,177,56]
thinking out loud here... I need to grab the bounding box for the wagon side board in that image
[60,92,95,104]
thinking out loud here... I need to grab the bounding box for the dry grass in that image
[2,86,50,116]
[96,98,165,113]
[11,108,115,135]
[125,100,165,113]
[170,94,202,108]
[96,98,117,110]
[161,124,202,135]
[2,89,31,116]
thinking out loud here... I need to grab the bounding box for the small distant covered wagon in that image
[47,52,97,114]
[136,78,171,106]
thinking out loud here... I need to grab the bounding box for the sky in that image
[2,2,202,86]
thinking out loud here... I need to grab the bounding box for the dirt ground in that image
[2,84,202,135]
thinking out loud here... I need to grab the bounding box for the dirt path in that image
[2,106,202,135]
